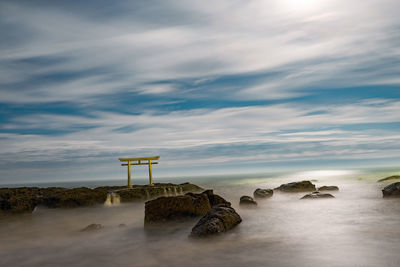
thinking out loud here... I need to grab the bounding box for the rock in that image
[190,204,242,238]
[144,193,211,224]
[179,182,204,193]
[317,186,339,191]
[253,188,273,199]
[118,223,127,228]
[0,183,205,214]
[200,190,231,207]
[382,182,400,198]
[378,175,400,183]
[0,187,42,214]
[275,181,316,192]
[301,191,335,199]
[81,223,103,232]
[41,187,107,208]
[239,196,257,206]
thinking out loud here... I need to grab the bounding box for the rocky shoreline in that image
[0,182,203,214]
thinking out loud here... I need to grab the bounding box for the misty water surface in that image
[1,172,400,267]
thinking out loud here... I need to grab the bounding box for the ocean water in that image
[1,169,400,267]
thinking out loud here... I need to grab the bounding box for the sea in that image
[1,168,400,267]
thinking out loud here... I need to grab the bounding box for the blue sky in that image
[1,0,400,183]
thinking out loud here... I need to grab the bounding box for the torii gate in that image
[119,156,160,187]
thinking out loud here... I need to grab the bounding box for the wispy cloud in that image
[0,0,400,182]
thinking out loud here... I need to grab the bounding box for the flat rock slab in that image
[275,181,316,192]
[0,183,204,214]
[382,182,400,198]
[190,204,242,238]
[253,188,273,199]
[301,191,335,199]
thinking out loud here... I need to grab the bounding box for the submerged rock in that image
[275,181,316,192]
[317,186,339,191]
[81,223,103,232]
[239,196,257,206]
[253,188,273,199]
[378,175,400,183]
[301,191,335,199]
[190,204,242,238]
[382,182,400,198]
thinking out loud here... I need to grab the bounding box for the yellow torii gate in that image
[119,156,160,187]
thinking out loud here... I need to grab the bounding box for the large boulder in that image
[144,193,211,224]
[239,196,257,206]
[190,204,242,238]
[275,181,316,192]
[301,191,335,199]
[253,188,273,199]
[317,186,339,191]
[382,182,400,198]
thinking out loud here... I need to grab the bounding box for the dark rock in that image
[0,183,204,214]
[239,196,257,206]
[190,204,242,238]
[317,186,339,191]
[253,188,273,199]
[118,223,127,228]
[144,193,211,224]
[301,191,335,199]
[179,182,204,193]
[41,187,106,208]
[0,187,42,214]
[378,175,400,183]
[275,181,316,192]
[382,182,400,198]
[201,190,231,207]
[81,223,103,232]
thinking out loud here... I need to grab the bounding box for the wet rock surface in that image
[190,204,242,238]
[253,188,273,199]
[275,181,316,192]
[301,191,335,199]
[382,182,400,198]
[144,190,231,225]
[239,196,257,206]
[0,183,204,214]
[317,186,339,191]
[144,193,211,224]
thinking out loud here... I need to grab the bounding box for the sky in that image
[0,0,400,184]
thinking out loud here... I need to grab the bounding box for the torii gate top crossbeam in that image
[119,156,160,187]
[119,156,160,162]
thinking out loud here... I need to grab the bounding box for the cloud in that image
[0,0,400,182]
